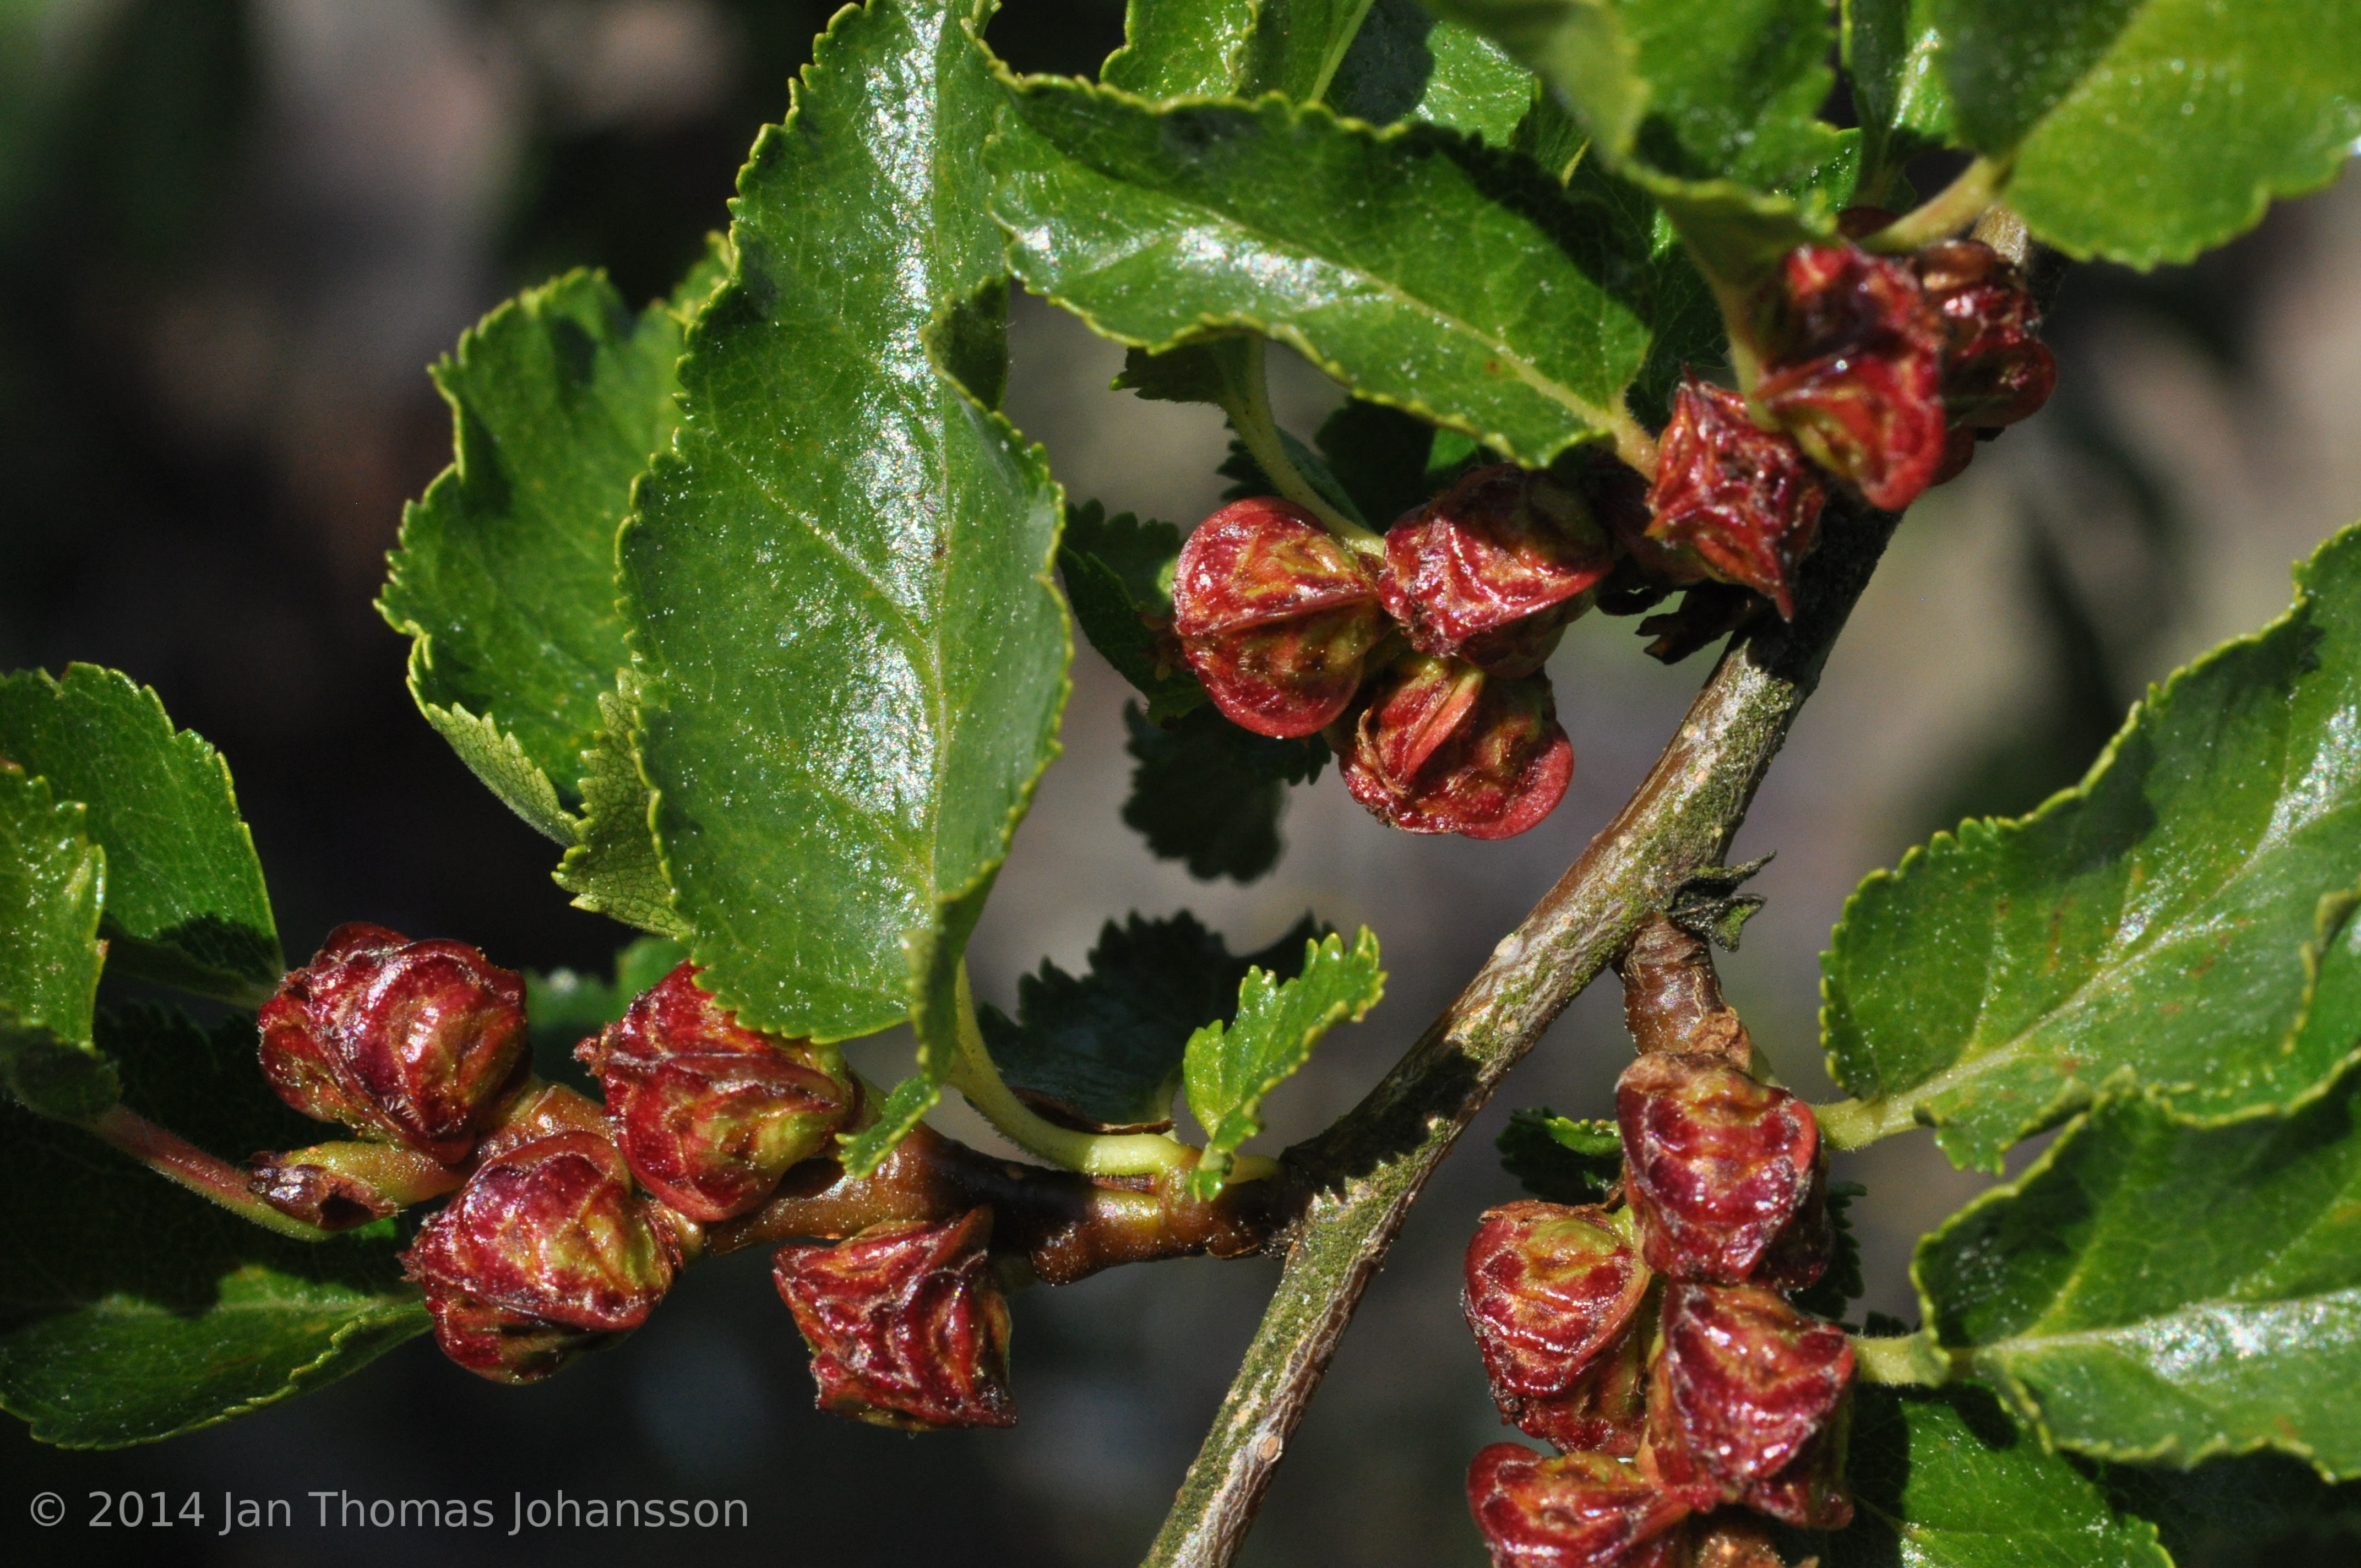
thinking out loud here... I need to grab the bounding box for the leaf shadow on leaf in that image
[2098,1447,2361,1568]
[1328,0,1444,129]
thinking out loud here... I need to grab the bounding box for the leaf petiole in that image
[1849,1329,1960,1387]
[1860,156,2010,254]
[86,1104,346,1242]
[1810,1094,1917,1150]
[1214,339,1388,557]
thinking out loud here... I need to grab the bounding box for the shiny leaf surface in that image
[0,766,111,1118]
[1823,521,2361,1172]
[623,0,1067,1043]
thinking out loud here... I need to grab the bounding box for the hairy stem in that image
[1141,502,1901,1568]
[90,1104,345,1242]
[1851,1330,1957,1387]
[1216,338,1388,556]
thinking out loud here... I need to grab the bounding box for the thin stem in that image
[1851,1331,1958,1387]
[1862,157,2009,254]
[90,1104,343,1242]
[1811,1093,1917,1151]
[1302,0,1380,106]
[1141,501,1902,1568]
[942,962,1270,1182]
[1216,339,1386,556]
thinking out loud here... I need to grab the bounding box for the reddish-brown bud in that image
[405,1130,681,1382]
[257,922,528,1163]
[248,1140,464,1231]
[1171,497,1386,738]
[578,962,853,1223]
[1645,376,1825,619]
[1751,244,1948,512]
[1465,1202,1652,1454]
[1468,1445,1693,1568]
[1381,465,1616,677]
[1341,654,1573,839]
[1617,1053,1819,1284]
[1640,1282,1853,1527]
[773,1208,1014,1430]
[1914,238,2057,431]
[414,1284,622,1385]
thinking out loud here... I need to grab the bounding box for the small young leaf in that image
[0,665,278,1004]
[989,81,1673,466]
[551,685,688,938]
[1842,0,1952,203]
[1061,502,1206,722]
[837,1072,945,1178]
[979,911,1328,1130]
[1934,0,2361,266]
[1811,1385,2172,1567]
[1497,1107,1623,1205]
[382,249,727,831]
[1122,704,1327,883]
[1183,927,1385,1197]
[1823,520,2361,1172]
[623,0,1065,1045]
[0,767,112,1119]
[0,1008,427,1448]
[1915,1063,2361,1478]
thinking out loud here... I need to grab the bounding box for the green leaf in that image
[1821,521,2361,1173]
[1422,0,1855,288]
[621,0,1067,1043]
[1312,398,1446,528]
[1331,0,1538,143]
[0,766,112,1119]
[1497,1107,1623,1205]
[525,933,689,1089]
[0,665,278,1004]
[2102,1449,2361,1567]
[1122,704,1327,883]
[1842,0,1952,203]
[1060,502,1206,722]
[1103,0,1395,107]
[990,80,1673,466]
[1789,1179,1866,1322]
[551,684,689,938]
[1813,1385,2172,1567]
[1914,1063,2361,1478]
[1935,0,2361,268]
[381,248,727,832]
[978,911,1327,1130]
[837,1072,945,1178]
[1183,927,1384,1197]
[0,1008,427,1447]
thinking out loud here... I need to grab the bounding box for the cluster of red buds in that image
[1172,469,1604,837]
[1461,1031,1849,1562]
[1160,236,2049,842]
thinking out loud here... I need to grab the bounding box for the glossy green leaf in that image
[1332,0,1536,143]
[1935,0,2361,266]
[0,665,277,1004]
[1821,521,2361,1173]
[1916,1063,2361,1477]
[1101,0,1259,99]
[1183,927,1384,1196]
[980,911,1325,1129]
[0,1008,427,1447]
[622,0,1067,1044]
[2102,1449,2361,1568]
[551,685,688,938]
[525,933,689,1090]
[382,249,727,834]
[0,766,113,1119]
[991,80,1678,466]
[1497,1107,1622,1205]
[1813,1385,2172,1567]
[1843,0,1952,203]
[1062,502,1205,722]
[1421,0,1854,288]
[1122,704,1326,883]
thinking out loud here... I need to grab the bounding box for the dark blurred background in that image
[3,2,2358,1564]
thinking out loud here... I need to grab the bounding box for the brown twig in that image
[1140,501,1900,1568]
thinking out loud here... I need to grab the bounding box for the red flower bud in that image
[1639,1282,1853,1527]
[1617,1053,1819,1284]
[1341,655,1573,839]
[1751,244,1948,513]
[1465,1201,1652,1455]
[1645,376,1825,619]
[258,922,528,1163]
[773,1208,1014,1430]
[1381,465,1616,677]
[405,1130,681,1381]
[413,1285,621,1386]
[1914,238,2057,430]
[578,962,853,1222]
[249,1140,463,1231]
[1171,497,1386,738]
[1467,1444,1692,1568]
